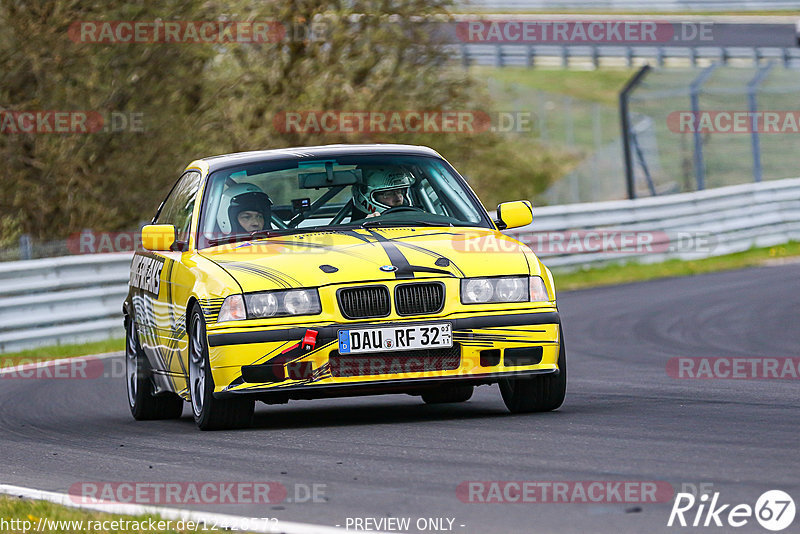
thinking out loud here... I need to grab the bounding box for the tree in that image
[0,0,569,244]
[0,0,214,243]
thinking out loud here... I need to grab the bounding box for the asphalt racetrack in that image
[1,264,798,533]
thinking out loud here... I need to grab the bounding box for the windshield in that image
[197,154,492,249]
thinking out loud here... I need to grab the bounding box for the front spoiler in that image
[208,311,561,347]
[214,367,559,400]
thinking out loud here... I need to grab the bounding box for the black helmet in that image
[218,183,272,234]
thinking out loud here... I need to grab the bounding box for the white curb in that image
[0,483,364,534]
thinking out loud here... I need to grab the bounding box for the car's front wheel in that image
[125,316,184,420]
[499,326,567,413]
[188,304,254,430]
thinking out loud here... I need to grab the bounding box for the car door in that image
[145,170,202,396]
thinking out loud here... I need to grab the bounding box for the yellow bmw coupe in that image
[124,144,566,430]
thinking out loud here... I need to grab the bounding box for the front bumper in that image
[206,310,562,399]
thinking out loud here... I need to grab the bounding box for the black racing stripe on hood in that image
[389,240,466,278]
[366,230,414,279]
[337,229,375,244]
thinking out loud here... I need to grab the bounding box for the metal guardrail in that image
[506,176,800,268]
[1,177,799,353]
[456,44,800,68]
[444,17,800,69]
[0,253,131,353]
[458,1,800,11]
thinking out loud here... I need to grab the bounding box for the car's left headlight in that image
[460,276,550,304]
[217,289,322,321]
[246,289,322,319]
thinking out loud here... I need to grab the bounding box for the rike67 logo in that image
[668,490,795,531]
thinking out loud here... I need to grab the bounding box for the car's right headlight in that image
[460,276,550,304]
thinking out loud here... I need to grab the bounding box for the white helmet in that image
[352,167,415,214]
[217,183,272,234]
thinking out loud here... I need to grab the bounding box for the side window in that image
[154,171,202,245]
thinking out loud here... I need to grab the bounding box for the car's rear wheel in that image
[499,326,567,413]
[421,385,474,404]
[189,304,254,430]
[125,316,184,420]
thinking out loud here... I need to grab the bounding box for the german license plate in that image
[338,323,452,354]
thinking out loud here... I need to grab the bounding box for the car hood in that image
[199,227,536,292]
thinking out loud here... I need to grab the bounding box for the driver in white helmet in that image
[351,167,415,220]
[217,183,272,235]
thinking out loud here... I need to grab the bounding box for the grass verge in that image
[0,495,215,533]
[0,338,124,368]
[554,241,800,291]
[474,66,634,106]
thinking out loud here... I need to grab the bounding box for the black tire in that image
[499,326,567,413]
[188,304,254,430]
[421,384,474,404]
[125,316,184,420]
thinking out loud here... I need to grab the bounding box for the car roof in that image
[201,144,443,173]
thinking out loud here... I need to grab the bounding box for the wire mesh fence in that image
[486,78,625,204]
[626,64,800,198]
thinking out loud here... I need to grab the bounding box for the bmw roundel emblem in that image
[380,265,397,272]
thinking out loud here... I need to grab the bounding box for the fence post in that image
[747,62,774,183]
[592,103,601,200]
[526,45,535,68]
[689,63,719,191]
[620,65,652,200]
[564,96,574,146]
[538,92,549,143]
[19,234,32,260]
[631,127,657,196]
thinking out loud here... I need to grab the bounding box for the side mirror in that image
[496,200,533,230]
[142,224,177,251]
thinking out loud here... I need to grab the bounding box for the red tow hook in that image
[302,329,318,351]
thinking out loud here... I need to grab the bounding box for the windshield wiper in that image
[249,229,295,239]
[206,229,294,247]
[206,234,250,247]
[207,221,452,247]
[360,219,453,228]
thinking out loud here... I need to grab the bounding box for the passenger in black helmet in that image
[217,183,273,235]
